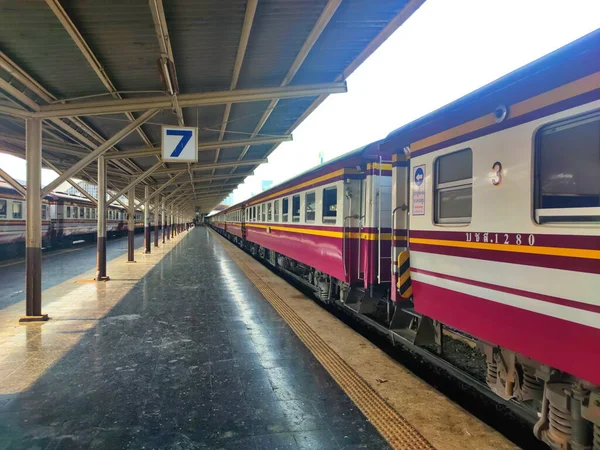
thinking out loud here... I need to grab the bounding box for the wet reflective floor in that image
[0,233,145,311]
[0,228,388,449]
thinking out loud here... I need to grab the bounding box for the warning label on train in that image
[412,165,425,216]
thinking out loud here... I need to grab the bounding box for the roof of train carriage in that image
[382,27,600,154]
[0,0,424,214]
[216,138,386,213]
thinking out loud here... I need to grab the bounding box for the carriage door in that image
[359,161,392,288]
[373,160,393,285]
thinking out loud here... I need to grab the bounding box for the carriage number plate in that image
[465,232,536,246]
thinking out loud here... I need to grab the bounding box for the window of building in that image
[41,204,47,220]
[322,187,337,223]
[292,195,300,223]
[0,199,7,218]
[535,111,600,223]
[267,202,272,222]
[261,204,266,222]
[305,192,316,222]
[434,149,472,224]
[274,199,279,222]
[66,206,71,218]
[282,198,289,222]
[12,201,23,219]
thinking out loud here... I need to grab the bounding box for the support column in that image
[21,118,48,322]
[162,197,166,244]
[154,192,159,247]
[167,202,171,241]
[127,187,135,262]
[144,185,151,254]
[95,155,109,281]
[171,205,175,238]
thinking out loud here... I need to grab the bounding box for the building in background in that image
[261,180,273,192]
[63,180,98,199]
[223,193,234,205]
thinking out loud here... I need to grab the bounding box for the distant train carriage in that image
[210,30,600,449]
[0,181,147,259]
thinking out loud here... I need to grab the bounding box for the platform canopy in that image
[0,0,422,212]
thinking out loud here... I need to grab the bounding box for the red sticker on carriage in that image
[412,165,425,216]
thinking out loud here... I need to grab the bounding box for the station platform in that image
[0,228,516,450]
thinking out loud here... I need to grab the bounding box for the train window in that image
[282,198,289,222]
[41,205,47,220]
[12,201,23,219]
[274,199,279,222]
[292,195,300,223]
[66,206,71,218]
[0,199,6,218]
[322,187,337,224]
[305,192,316,222]
[79,207,85,218]
[261,204,266,222]
[434,149,472,224]
[535,111,600,223]
[86,208,90,219]
[92,209,96,219]
[267,202,272,222]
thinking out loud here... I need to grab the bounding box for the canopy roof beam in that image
[33,82,347,119]
[45,0,156,149]
[0,52,151,180]
[150,158,265,176]
[229,0,342,172]
[41,109,159,196]
[214,0,258,166]
[149,0,184,126]
[107,160,163,205]
[42,158,98,206]
[0,167,27,197]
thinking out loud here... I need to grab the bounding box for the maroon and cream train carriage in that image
[211,140,398,301]
[0,181,145,259]
[211,30,600,449]
[383,30,600,448]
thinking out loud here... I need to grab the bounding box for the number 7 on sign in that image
[166,129,193,157]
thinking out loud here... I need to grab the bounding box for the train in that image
[209,29,600,449]
[0,180,145,259]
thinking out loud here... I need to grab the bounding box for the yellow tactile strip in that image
[216,234,435,450]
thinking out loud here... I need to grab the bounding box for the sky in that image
[1,0,599,206]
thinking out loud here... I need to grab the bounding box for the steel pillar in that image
[21,118,48,322]
[153,192,159,247]
[172,206,176,237]
[144,185,151,253]
[165,203,173,240]
[95,156,109,280]
[127,187,135,262]
[162,197,166,243]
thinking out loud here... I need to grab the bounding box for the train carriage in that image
[210,29,600,449]
[382,28,600,449]
[0,181,146,259]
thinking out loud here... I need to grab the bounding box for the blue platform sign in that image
[161,126,198,162]
[412,165,425,216]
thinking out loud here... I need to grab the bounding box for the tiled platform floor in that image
[0,228,388,450]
